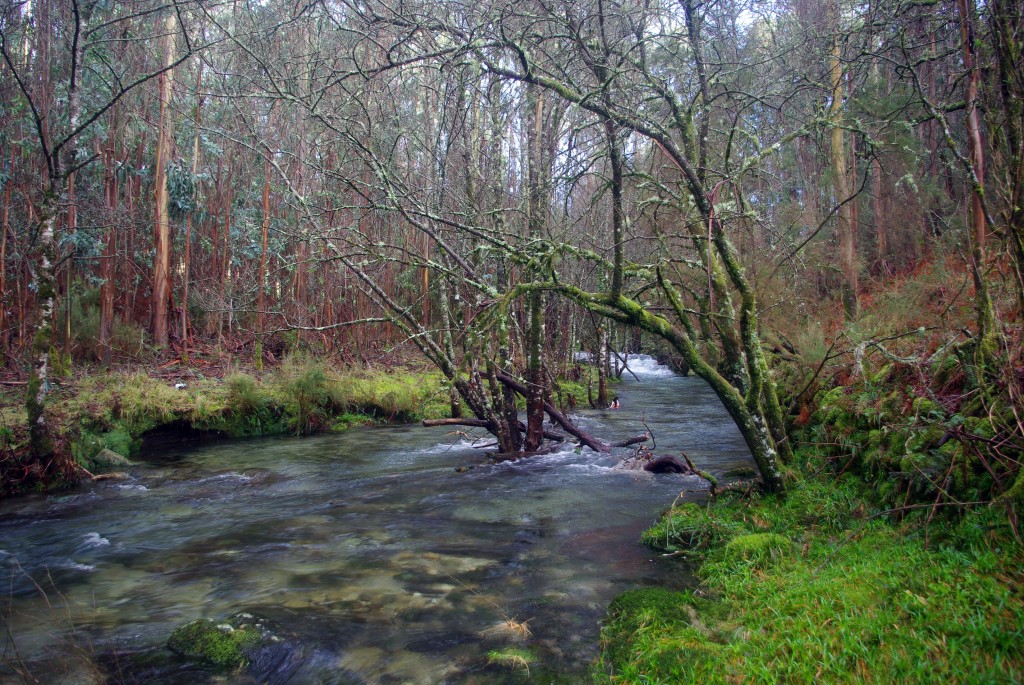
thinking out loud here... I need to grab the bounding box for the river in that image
[0,356,753,683]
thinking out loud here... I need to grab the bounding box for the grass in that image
[598,481,1024,684]
[487,647,538,672]
[0,355,453,477]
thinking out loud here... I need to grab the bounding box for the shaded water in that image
[0,356,753,683]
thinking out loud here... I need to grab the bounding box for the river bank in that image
[596,332,1024,683]
[597,476,1024,683]
[0,355,464,496]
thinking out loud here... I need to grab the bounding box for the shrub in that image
[274,355,343,435]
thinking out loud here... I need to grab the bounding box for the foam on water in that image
[59,561,96,572]
[422,439,487,454]
[82,532,110,548]
[617,353,675,378]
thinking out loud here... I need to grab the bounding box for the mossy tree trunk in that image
[524,83,546,452]
[27,192,59,460]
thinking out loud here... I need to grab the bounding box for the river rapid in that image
[0,356,754,684]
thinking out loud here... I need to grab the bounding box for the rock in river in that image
[168,611,361,684]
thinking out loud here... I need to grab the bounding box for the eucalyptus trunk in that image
[152,11,176,347]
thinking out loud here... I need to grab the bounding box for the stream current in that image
[1,356,754,683]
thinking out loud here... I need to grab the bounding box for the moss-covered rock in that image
[88,448,136,471]
[167,616,263,669]
[167,611,357,684]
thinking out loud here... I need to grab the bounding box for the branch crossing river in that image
[1,356,755,683]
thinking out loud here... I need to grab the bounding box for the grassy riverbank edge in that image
[0,354,598,495]
[595,475,1024,683]
[0,356,455,492]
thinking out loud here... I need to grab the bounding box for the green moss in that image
[602,481,1024,684]
[167,618,262,669]
[717,532,789,569]
[641,501,745,555]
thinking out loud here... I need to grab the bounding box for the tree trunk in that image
[256,156,271,369]
[989,0,1024,313]
[152,11,176,348]
[872,156,887,274]
[957,0,996,348]
[830,36,858,320]
[27,191,59,459]
[524,84,546,451]
[181,59,203,357]
[99,129,119,368]
[63,171,76,361]
[0,147,11,350]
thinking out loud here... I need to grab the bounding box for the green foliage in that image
[273,354,343,435]
[641,502,744,555]
[218,372,283,436]
[716,533,790,570]
[64,283,150,363]
[800,361,1018,509]
[332,369,449,422]
[71,427,133,466]
[642,481,862,557]
[602,482,1024,684]
[597,587,719,682]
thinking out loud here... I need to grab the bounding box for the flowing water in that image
[0,356,754,684]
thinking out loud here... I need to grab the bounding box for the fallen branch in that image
[496,371,609,452]
[422,417,566,443]
[681,452,718,489]
[614,434,650,448]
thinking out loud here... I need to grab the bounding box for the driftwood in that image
[614,434,651,448]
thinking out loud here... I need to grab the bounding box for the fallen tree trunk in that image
[424,377,647,454]
[421,417,566,442]
[495,371,609,452]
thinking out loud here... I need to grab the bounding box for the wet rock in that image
[614,452,694,474]
[643,456,692,474]
[89,448,136,471]
[167,611,361,684]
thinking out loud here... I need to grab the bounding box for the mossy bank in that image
[0,355,452,494]
[597,476,1024,683]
